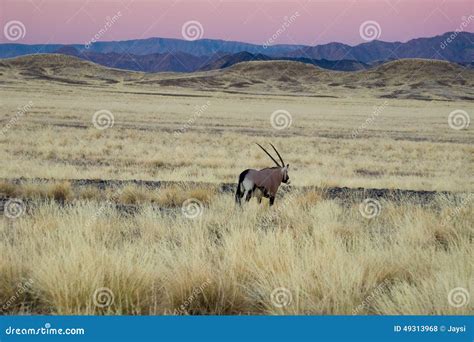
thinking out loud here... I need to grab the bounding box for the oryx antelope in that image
[235,143,290,206]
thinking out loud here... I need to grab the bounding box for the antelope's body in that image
[235,144,290,206]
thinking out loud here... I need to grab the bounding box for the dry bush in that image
[78,186,104,201]
[0,181,18,198]
[48,181,73,202]
[7,181,74,202]
[118,185,156,205]
[20,183,50,199]
[156,185,218,207]
[155,186,187,207]
[295,189,323,209]
[188,187,218,205]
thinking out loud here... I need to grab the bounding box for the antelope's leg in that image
[245,190,253,201]
[255,188,263,203]
[269,196,275,206]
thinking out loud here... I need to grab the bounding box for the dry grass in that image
[0,56,472,316]
[114,184,218,206]
[0,58,472,192]
[0,180,219,208]
[0,181,18,198]
[0,191,472,315]
[1,181,74,202]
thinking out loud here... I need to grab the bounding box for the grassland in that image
[1,187,472,315]
[0,55,472,315]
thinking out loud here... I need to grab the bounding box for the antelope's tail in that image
[235,180,243,205]
[235,169,249,205]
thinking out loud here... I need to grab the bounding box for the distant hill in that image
[0,32,472,70]
[55,46,217,72]
[198,51,273,71]
[288,32,474,63]
[459,61,474,69]
[2,54,472,101]
[0,43,62,58]
[150,58,474,101]
[198,51,369,71]
[0,54,138,86]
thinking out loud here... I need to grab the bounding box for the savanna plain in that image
[0,55,472,315]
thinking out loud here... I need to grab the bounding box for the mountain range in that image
[50,47,370,72]
[0,31,472,73]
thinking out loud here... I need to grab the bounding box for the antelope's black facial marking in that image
[282,164,290,184]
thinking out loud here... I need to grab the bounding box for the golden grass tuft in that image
[49,181,73,202]
[2,181,73,202]
[156,185,218,207]
[188,187,218,205]
[118,185,156,205]
[295,190,323,209]
[78,186,104,201]
[0,181,18,198]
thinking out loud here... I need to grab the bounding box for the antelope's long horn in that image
[270,143,285,166]
[256,143,281,167]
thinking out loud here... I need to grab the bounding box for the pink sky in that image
[1,0,473,45]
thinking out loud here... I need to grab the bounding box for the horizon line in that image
[0,30,469,48]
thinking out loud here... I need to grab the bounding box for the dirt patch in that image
[0,177,465,210]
